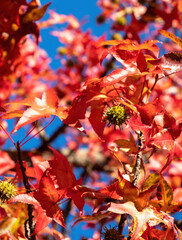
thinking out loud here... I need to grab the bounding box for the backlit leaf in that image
[21,2,51,23]
[34,171,66,227]
[160,30,182,49]
[157,176,173,211]
[3,89,67,133]
[115,132,138,154]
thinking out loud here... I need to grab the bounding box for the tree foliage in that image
[0,0,182,239]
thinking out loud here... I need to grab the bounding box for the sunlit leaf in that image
[21,3,51,23]
[160,30,182,49]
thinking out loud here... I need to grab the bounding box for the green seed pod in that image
[0,181,15,203]
[103,226,122,240]
[105,105,127,128]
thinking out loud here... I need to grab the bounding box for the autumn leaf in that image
[101,67,140,87]
[136,51,147,72]
[98,39,160,57]
[0,151,15,175]
[3,89,67,133]
[163,112,182,139]
[48,147,85,211]
[82,180,123,202]
[129,115,152,146]
[160,30,182,49]
[149,175,182,213]
[88,103,106,139]
[115,132,138,154]
[135,100,162,126]
[150,130,182,158]
[20,2,51,24]
[48,147,76,188]
[33,171,66,228]
[157,176,173,209]
[107,202,163,240]
[10,193,52,234]
[117,171,159,211]
[149,52,182,73]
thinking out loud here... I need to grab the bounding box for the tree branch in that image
[16,141,35,240]
[133,131,143,187]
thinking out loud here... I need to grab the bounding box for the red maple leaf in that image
[3,89,67,133]
[107,201,178,240]
[33,171,66,227]
[47,147,85,211]
[0,151,15,175]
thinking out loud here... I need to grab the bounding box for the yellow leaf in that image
[21,2,51,23]
[160,30,182,49]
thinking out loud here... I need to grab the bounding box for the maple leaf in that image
[149,175,182,213]
[155,4,180,30]
[33,171,66,228]
[20,3,51,24]
[100,67,140,87]
[82,180,123,202]
[0,151,15,175]
[128,115,152,146]
[135,100,162,126]
[3,89,67,133]
[163,112,182,139]
[107,201,178,240]
[117,171,160,211]
[10,193,53,235]
[98,39,160,76]
[150,130,182,160]
[115,132,138,154]
[47,147,85,211]
[160,30,182,49]
[149,52,182,74]
[88,103,106,139]
[157,176,173,209]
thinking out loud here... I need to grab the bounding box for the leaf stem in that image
[19,122,38,145]
[0,123,17,148]
[150,74,159,92]
[20,116,56,148]
[138,76,146,105]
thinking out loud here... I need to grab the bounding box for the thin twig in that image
[17,141,35,240]
[150,74,159,92]
[133,131,143,187]
[138,76,146,105]
[118,214,127,236]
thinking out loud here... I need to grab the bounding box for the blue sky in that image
[39,0,111,69]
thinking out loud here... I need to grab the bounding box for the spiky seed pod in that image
[102,226,122,240]
[105,105,127,128]
[0,181,15,203]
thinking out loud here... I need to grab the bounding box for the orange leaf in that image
[34,171,66,227]
[115,132,138,154]
[107,202,162,239]
[4,89,66,133]
[160,30,182,49]
[21,2,51,24]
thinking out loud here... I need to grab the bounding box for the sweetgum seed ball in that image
[0,181,15,203]
[105,105,127,127]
